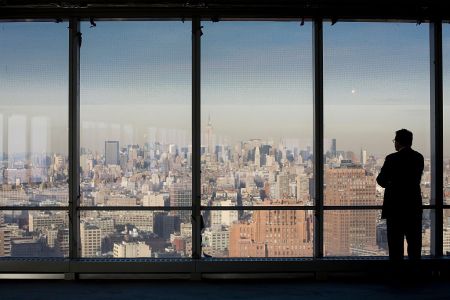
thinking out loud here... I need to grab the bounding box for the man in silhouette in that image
[376,129,424,261]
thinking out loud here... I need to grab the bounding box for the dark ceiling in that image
[1,0,449,20]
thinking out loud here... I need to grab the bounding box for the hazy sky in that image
[1,21,450,158]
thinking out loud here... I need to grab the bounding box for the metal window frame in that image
[313,18,324,259]
[0,16,446,275]
[192,17,202,260]
[430,20,444,257]
[69,18,81,260]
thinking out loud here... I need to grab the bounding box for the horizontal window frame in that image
[0,207,69,211]
[78,206,192,211]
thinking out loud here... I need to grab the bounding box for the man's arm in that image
[376,156,391,188]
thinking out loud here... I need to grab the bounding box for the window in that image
[0,22,69,258]
[323,22,431,256]
[80,21,191,258]
[200,21,313,257]
[0,22,69,207]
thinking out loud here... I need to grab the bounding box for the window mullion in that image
[68,18,81,260]
[313,18,324,259]
[192,17,202,260]
[430,20,444,257]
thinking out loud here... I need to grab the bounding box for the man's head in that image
[394,129,413,151]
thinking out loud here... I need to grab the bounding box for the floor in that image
[1,277,449,300]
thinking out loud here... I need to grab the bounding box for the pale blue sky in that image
[0,21,449,157]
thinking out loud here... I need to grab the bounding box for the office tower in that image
[11,238,47,257]
[254,146,261,168]
[154,213,179,240]
[142,193,165,206]
[180,222,192,238]
[229,201,314,257]
[203,226,230,257]
[444,227,450,255]
[169,182,192,223]
[210,200,238,228]
[80,223,102,257]
[114,211,153,232]
[296,173,310,203]
[55,228,69,257]
[128,144,139,161]
[105,141,120,165]
[0,226,11,256]
[86,217,115,237]
[331,138,337,157]
[43,226,59,248]
[28,211,67,232]
[324,165,377,256]
[275,172,289,199]
[360,149,367,165]
[113,241,151,258]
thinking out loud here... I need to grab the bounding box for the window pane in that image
[80,210,191,258]
[324,209,431,256]
[0,23,69,206]
[80,21,191,207]
[443,25,450,205]
[201,21,314,207]
[202,209,314,258]
[323,22,430,206]
[0,210,69,257]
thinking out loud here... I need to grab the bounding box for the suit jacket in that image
[376,147,424,219]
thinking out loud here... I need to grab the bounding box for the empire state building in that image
[205,114,214,156]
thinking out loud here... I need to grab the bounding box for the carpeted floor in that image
[0,278,449,300]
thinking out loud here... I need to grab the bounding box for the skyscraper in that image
[105,141,120,165]
[55,228,69,257]
[324,164,377,256]
[275,172,289,200]
[169,182,192,223]
[154,213,179,240]
[331,138,337,157]
[80,223,102,257]
[361,149,367,165]
[205,114,214,156]
[28,211,67,232]
[229,200,313,257]
[254,146,261,168]
[0,226,11,256]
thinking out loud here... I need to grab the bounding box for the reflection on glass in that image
[324,209,431,256]
[80,21,191,207]
[202,209,314,258]
[323,23,430,206]
[0,23,69,206]
[80,210,191,258]
[201,22,314,207]
[0,210,69,257]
